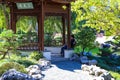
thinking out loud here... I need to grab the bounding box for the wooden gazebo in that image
[0,0,74,51]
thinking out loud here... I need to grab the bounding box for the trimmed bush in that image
[16,59,35,67]
[29,51,43,60]
[0,62,27,76]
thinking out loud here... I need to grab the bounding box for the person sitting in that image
[60,34,76,56]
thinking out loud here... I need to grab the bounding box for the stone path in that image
[42,61,95,80]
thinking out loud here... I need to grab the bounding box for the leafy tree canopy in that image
[71,0,120,36]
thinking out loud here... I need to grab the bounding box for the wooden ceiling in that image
[0,0,75,4]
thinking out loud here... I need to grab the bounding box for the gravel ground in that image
[42,61,94,80]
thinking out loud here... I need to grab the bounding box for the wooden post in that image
[10,4,13,30]
[62,16,66,45]
[10,3,16,33]
[67,4,71,49]
[12,13,17,33]
[41,1,44,51]
[37,15,41,51]
[38,1,44,51]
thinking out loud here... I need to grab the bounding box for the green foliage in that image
[110,71,120,80]
[89,56,120,73]
[0,54,38,68]
[0,62,27,76]
[16,16,37,33]
[17,32,38,44]
[0,4,10,29]
[44,34,53,46]
[44,17,62,35]
[71,0,120,36]
[44,17,62,46]
[16,59,36,67]
[0,29,21,59]
[113,35,120,47]
[29,51,43,60]
[99,47,112,56]
[75,27,96,54]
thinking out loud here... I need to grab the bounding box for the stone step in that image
[51,53,69,62]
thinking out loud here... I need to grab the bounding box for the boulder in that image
[80,56,89,64]
[88,59,98,65]
[70,54,79,61]
[1,69,35,80]
[32,74,42,80]
[38,58,51,70]
[81,64,91,71]
[100,72,113,80]
[26,65,42,80]
[93,77,104,80]
[83,52,92,56]
[26,65,41,75]
[81,65,114,80]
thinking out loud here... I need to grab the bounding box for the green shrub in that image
[29,51,43,60]
[110,71,120,80]
[99,48,112,56]
[0,62,27,76]
[16,59,36,67]
[75,27,96,55]
[0,29,22,59]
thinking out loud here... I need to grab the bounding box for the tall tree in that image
[71,0,120,36]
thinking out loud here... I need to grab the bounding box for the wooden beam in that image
[62,16,66,45]
[10,3,17,33]
[14,13,38,16]
[41,1,44,51]
[0,0,75,3]
[45,13,66,16]
[10,4,13,29]
[51,0,74,4]
[38,2,44,51]
[67,4,71,49]
[13,9,40,14]
[37,14,41,51]
[44,3,67,14]
[12,14,17,33]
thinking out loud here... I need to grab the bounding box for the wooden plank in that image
[44,3,67,14]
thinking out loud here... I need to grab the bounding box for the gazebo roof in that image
[0,0,75,4]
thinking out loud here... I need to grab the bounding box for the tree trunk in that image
[1,52,7,59]
[0,49,9,59]
[81,47,85,56]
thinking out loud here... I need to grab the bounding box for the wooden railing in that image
[18,42,39,50]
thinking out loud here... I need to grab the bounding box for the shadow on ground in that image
[51,60,81,72]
